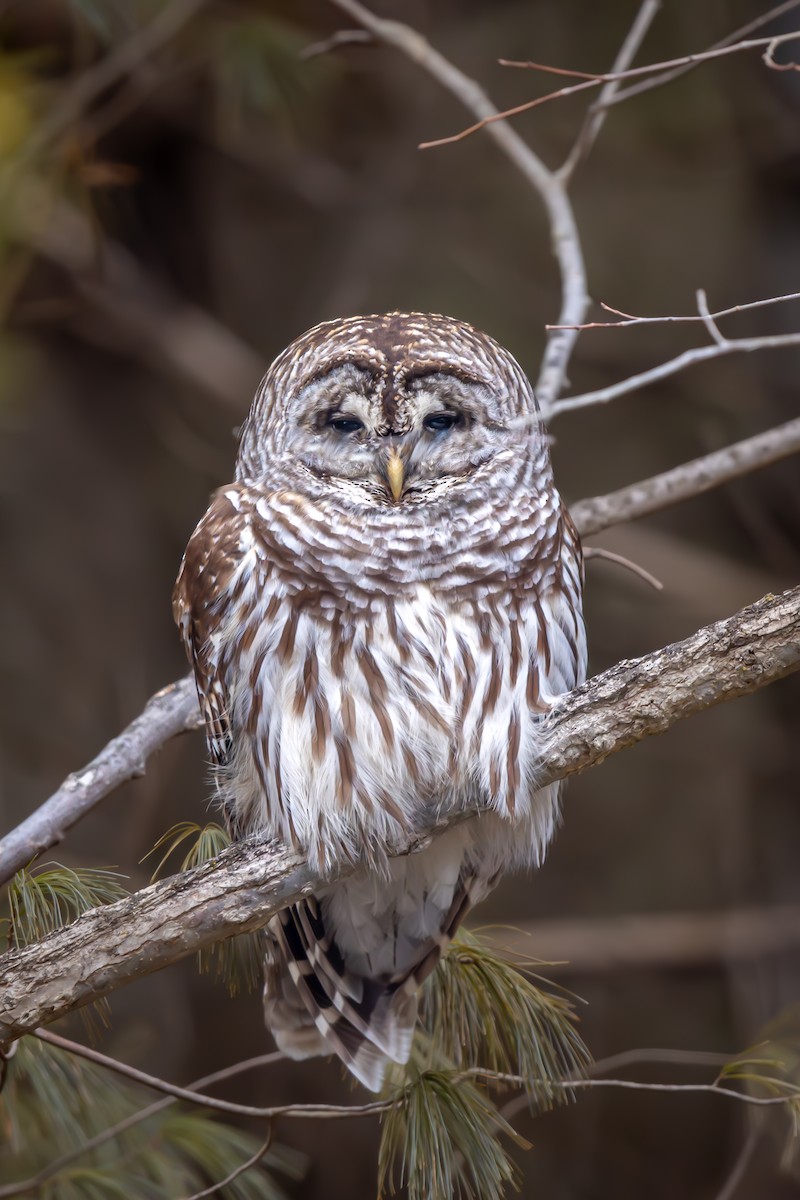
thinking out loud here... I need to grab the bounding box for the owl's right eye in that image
[328,415,364,434]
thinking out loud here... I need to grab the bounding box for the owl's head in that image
[236,313,545,505]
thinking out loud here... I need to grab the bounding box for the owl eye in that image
[423,412,461,432]
[328,415,364,434]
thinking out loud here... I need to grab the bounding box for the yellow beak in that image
[386,448,405,501]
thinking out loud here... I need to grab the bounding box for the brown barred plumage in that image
[173,312,586,1091]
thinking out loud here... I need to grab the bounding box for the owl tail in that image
[263,879,477,1093]
[264,898,416,1091]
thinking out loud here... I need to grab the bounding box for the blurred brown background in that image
[1,1,799,1196]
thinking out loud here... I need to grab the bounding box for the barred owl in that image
[174,313,586,1091]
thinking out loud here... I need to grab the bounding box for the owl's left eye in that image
[423,412,461,432]
[328,415,364,433]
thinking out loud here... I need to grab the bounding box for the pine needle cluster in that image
[378,929,592,1200]
[1,1036,303,1200]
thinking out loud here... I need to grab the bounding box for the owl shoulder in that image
[172,485,253,641]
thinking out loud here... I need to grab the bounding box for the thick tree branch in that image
[1,417,798,887]
[327,0,589,408]
[1,587,798,1042]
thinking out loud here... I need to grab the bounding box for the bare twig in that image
[583,546,663,591]
[181,1124,273,1200]
[2,417,798,886]
[570,416,800,535]
[499,1045,736,1122]
[763,32,800,69]
[300,29,373,60]
[1,587,798,1040]
[547,290,800,330]
[427,32,800,150]
[30,1030,386,1120]
[558,0,661,182]
[326,0,588,408]
[548,332,800,418]
[470,1069,800,1110]
[605,0,800,107]
[0,678,198,887]
[696,288,729,347]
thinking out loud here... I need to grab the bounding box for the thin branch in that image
[180,1124,273,1200]
[547,332,800,418]
[558,0,661,182]
[0,1050,285,1200]
[326,0,588,408]
[605,0,800,107]
[300,29,373,60]
[428,31,800,150]
[1,587,798,1040]
[470,1070,800,1109]
[31,1029,387,1121]
[696,288,729,347]
[0,678,198,887]
[2,416,798,886]
[547,290,800,330]
[583,546,664,591]
[570,416,800,535]
[499,1045,736,1122]
[32,1029,278,1119]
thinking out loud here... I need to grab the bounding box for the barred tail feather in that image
[264,907,417,1092]
[263,867,484,1093]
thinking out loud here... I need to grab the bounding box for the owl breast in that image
[217,535,582,877]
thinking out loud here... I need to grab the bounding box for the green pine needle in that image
[380,930,591,1200]
[719,1020,800,1167]
[420,929,591,1108]
[3,862,129,1031]
[145,821,262,995]
[378,1063,528,1200]
[144,820,232,881]
[6,863,129,949]
[1,1037,304,1199]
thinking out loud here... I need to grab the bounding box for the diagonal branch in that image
[443,30,800,150]
[1,416,798,887]
[548,332,800,417]
[1,587,798,1042]
[0,678,199,887]
[571,416,800,535]
[326,0,589,408]
[558,0,661,182]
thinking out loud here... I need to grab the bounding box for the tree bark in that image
[1,587,797,1043]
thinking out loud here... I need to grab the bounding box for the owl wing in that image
[173,487,246,776]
